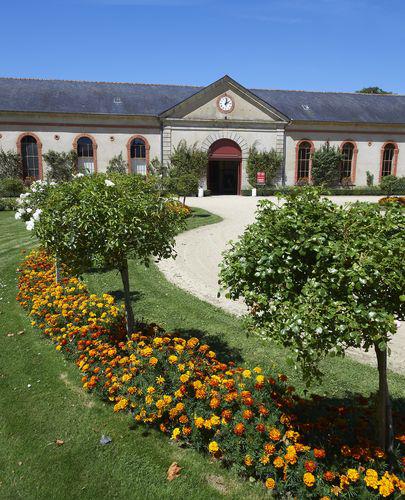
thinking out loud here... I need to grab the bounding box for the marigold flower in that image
[242,369,251,378]
[171,427,181,440]
[313,448,326,459]
[265,478,275,490]
[347,468,359,482]
[208,441,219,453]
[273,457,284,469]
[305,460,317,473]
[323,471,335,482]
[149,357,158,366]
[233,423,245,436]
[244,455,253,466]
[242,409,254,420]
[269,428,281,441]
[264,443,276,455]
[303,472,315,487]
[194,417,204,428]
[168,355,178,364]
[260,455,270,465]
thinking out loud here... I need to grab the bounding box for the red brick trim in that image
[72,133,98,173]
[339,140,358,184]
[379,141,399,181]
[295,139,314,184]
[126,135,150,174]
[16,132,43,180]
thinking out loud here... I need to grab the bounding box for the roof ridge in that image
[0,76,201,89]
[251,87,404,97]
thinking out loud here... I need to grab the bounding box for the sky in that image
[1,0,405,93]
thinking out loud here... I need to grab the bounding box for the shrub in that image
[220,188,404,453]
[311,144,343,187]
[0,197,18,211]
[169,140,208,179]
[43,150,79,182]
[165,172,199,204]
[0,149,22,179]
[17,249,405,498]
[0,177,25,197]
[106,152,128,174]
[380,175,405,195]
[366,171,374,187]
[246,145,283,188]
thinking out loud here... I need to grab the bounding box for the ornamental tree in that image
[220,188,404,453]
[43,150,80,182]
[311,143,343,187]
[33,174,186,333]
[246,145,283,188]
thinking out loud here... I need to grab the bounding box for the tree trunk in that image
[119,258,135,335]
[374,344,394,455]
[55,256,61,284]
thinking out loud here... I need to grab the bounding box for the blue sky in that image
[2,0,405,93]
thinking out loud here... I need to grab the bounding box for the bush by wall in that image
[0,197,18,211]
[0,177,25,197]
[17,249,405,497]
[240,186,403,196]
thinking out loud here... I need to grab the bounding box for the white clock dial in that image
[218,95,234,112]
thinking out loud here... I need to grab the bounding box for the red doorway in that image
[208,139,241,195]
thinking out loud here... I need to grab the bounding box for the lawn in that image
[1,207,404,499]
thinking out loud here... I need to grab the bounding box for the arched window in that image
[381,143,396,177]
[76,136,95,174]
[21,135,39,179]
[296,141,312,182]
[340,142,354,181]
[129,137,148,175]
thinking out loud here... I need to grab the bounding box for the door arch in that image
[208,139,242,195]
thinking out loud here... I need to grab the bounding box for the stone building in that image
[0,75,404,194]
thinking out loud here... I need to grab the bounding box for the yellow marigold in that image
[208,441,219,453]
[177,363,185,371]
[244,455,253,466]
[113,398,128,412]
[347,469,359,482]
[273,457,284,469]
[149,357,158,366]
[147,386,155,394]
[255,374,265,384]
[265,478,275,490]
[140,346,153,357]
[194,417,204,428]
[168,355,178,364]
[260,455,270,465]
[303,472,315,488]
[253,366,262,373]
[179,373,190,383]
[379,476,395,498]
[242,369,251,378]
[210,415,221,426]
[171,427,181,440]
[145,395,153,405]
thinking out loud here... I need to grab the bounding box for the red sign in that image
[256,171,266,184]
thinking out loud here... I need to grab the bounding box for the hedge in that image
[240,187,405,197]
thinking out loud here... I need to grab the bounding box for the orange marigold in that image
[233,423,245,436]
[265,478,276,490]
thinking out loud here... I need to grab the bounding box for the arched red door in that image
[208,139,242,195]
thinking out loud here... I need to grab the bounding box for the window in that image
[21,135,39,179]
[130,138,147,175]
[76,136,95,174]
[340,142,354,181]
[296,141,312,181]
[381,143,396,177]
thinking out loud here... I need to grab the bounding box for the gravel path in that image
[158,195,404,374]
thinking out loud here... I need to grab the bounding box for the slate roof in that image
[1,76,405,124]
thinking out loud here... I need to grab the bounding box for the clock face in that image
[218,95,234,113]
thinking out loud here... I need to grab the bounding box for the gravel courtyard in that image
[158,195,405,374]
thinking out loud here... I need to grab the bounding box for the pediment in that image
[160,75,288,123]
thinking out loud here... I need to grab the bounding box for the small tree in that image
[380,175,405,196]
[165,172,199,205]
[366,171,374,187]
[107,152,128,174]
[311,143,343,187]
[246,145,283,188]
[0,149,23,179]
[43,150,79,182]
[33,174,186,333]
[220,189,404,453]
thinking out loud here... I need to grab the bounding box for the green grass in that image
[1,206,404,499]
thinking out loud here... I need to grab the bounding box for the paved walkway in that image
[158,196,404,374]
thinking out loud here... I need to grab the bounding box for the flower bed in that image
[17,249,405,498]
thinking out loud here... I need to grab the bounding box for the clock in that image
[217,94,234,113]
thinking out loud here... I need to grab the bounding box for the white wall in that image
[286,124,405,186]
[0,113,162,177]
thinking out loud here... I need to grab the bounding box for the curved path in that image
[158,196,404,374]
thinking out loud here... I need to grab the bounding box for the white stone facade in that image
[1,78,404,191]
